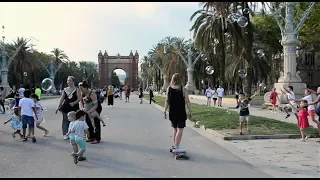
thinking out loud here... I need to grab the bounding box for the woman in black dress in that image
[55,76,81,140]
[164,73,192,153]
[138,87,143,104]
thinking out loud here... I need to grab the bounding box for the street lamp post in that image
[82,67,97,89]
[148,57,164,93]
[268,2,316,102]
[28,38,70,93]
[0,25,30,94]
[36,56,68,93]
[165,39,203,93]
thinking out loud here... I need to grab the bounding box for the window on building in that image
[304,53,308,65]
[308,74,313,84]
[311,53,315,66]
[305,52,315,66]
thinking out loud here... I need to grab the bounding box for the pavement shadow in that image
[89,140,254,169]
[74,155,155,177]
[90,141,168,157]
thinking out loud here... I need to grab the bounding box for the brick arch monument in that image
[98,50,139,89]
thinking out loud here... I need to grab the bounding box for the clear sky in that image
[0,2,200,76]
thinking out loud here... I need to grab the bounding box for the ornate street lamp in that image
[163,39,203,93]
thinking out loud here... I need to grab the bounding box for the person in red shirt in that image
[125,86,131,102]
[270,88,280,114]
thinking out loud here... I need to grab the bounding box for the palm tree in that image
[191,2,258,96]
[6,37,34,87]
[161,36,188,81]
[50,48,68,65]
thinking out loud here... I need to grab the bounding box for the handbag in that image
[59,88,77,113]
[316,105,320,116]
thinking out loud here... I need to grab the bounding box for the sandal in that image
[44,130,49,137]
[78,156,87,161]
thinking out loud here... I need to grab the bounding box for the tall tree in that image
[6,37,34,87]
[111,72,121,87]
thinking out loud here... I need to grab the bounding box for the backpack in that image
[95,92,104,104]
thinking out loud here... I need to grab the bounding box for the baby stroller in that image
[114,91,120,99]
[4,98,16,112]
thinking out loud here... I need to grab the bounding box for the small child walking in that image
[31,94,49,136]
[70,110,89,163]
[238,92,257,135]
[4,107,23,139]
[298,100,310,142]
[66,111,78,156]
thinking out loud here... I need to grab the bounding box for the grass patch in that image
[142,94,319,136]
[41,95,60,100]
[220,95,264,100]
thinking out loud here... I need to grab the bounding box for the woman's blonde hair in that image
[170,73,182,87]
[68,76,75,82]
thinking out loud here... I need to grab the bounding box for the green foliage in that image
[295,2,320,51]
[1,37,99,89]
[111,72,121,87]
[252,14,282,54]
[146,94,319,136]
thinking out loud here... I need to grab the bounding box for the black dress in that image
[168,86,187,122]
[85,93,102,142]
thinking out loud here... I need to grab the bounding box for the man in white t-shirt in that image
[18,85,25,99]
[217,85,224,107]
[281,86,299,122]
[18,89,38,142]
[205,87,213,106]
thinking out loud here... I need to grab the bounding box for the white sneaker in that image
[63,135,69,140]
[316,139,320,143]
[172,147,185,153]
[301,138,306,142]
[304,135,308,140]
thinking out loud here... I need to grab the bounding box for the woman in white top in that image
[205,87,212,106]
[212,87,218,106]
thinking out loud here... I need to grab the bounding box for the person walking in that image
[164,73,192,153]
[205,87,212,106]
[217,85,224,107]
[125,86,131,102]
[55,76,81,140]
[35,85,42,100]
[270,88,280,114]
[138,86,143,104]
[149,87,156,104]
[0,87,6,114]
[107,86,114,107]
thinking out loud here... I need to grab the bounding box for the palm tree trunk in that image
[218,18,226,86]
[243,2,253,97]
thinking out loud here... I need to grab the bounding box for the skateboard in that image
[169,146,189,160]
